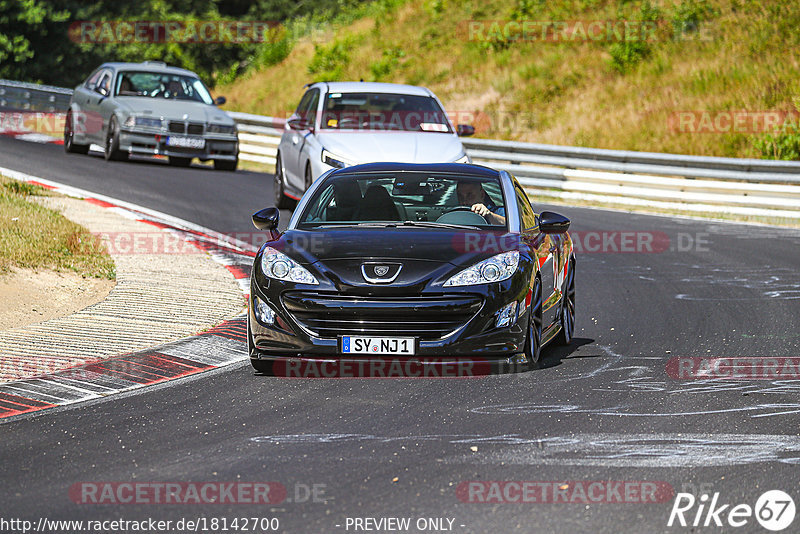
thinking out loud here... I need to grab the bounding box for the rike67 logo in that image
[668,490,795,531]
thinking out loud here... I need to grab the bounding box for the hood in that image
[315,131,465,164]
[269,228,520,293]
[115,97,233,124]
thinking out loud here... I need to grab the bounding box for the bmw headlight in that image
[444,251,519,287]
[454,153,471,164]
[260,247,319,285]
[123,116,162,128]
[208,123,237,134]
[322,149,355,169]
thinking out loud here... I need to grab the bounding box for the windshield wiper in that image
[397,220,480,230]
[309,222,398,228]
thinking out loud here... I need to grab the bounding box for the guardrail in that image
[2,79,799,219]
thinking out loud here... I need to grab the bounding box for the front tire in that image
[524,277,543,365]
[555,255,576,345]
[274,153,294,209]
[248,315,273,374]
[64,111,89,154]
[104,116,128,161]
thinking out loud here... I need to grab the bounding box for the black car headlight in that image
[261,247,319,285]
[443,251,519,287]
[207,123,236,134]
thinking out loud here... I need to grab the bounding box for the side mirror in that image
[95,86,109,97]
[214,96,226,106]
[252,207,280,231]
[456,124,475,137]
[288,117,312,131]
[538,211,570,234]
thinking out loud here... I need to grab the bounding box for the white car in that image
[274,82,474,208]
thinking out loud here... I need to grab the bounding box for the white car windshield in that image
[115,71,214,104]
[319,93,452,133]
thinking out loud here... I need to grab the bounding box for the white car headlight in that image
[260,247,319,285]
[124,116,162,128]
[455,153,471,164]
[322,149,355,169]
[444,251,519,287]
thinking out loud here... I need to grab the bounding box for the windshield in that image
[115,71,214,104]
[298,172,507,229]
[319,92,452,133]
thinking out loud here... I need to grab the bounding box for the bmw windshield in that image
[115,71,214,104]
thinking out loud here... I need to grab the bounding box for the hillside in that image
[218,0,800,159]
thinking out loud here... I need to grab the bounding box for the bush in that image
[307,39,352,81]
[369,47,405,80]
[752,133,800,160]
[608,1,661,74]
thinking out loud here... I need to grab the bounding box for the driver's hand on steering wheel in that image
[470,203,491,217]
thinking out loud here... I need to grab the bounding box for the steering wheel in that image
[442,206,477,214]
[436,206,488,224]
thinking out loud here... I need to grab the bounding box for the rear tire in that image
[555,255,576,345]
[104,116,128,161]
[64,111,89,154]
[524,277,543,366]
[214,158,237,171]
[168,156,192,167]
[274,153,294,209]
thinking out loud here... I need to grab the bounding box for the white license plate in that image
[341,336,415,355]
[166,136,205,149]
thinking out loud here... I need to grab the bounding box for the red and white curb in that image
[0,167,257,421]
[1,131,64,145]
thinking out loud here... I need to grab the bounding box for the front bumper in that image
[248,283,530,360]
[118,129,238,160]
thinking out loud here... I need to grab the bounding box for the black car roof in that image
[328,162,500,178]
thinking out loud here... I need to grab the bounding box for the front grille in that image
[282,293,483,340]
[167,121,205,135]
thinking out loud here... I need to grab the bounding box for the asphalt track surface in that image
[1,135,800,533]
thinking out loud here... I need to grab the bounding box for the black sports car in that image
[248,162,575,374]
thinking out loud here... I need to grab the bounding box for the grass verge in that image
[0,176,115,279]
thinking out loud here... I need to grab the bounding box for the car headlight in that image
[260,247,319,285]
[123,116,162,128]
[321,149,355,169]
[454,153,471,164]
[207,123,236,134]
[443,251,519,287]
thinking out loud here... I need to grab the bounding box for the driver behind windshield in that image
[456,182,506,225]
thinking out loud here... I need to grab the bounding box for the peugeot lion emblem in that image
[361,263,402,284]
